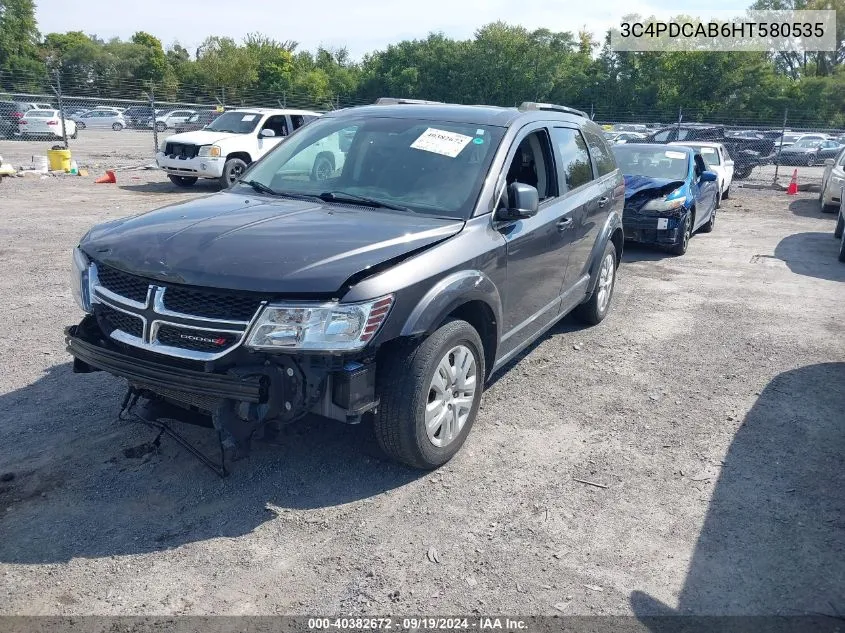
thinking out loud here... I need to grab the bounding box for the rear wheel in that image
[168,175,198,187]
[839,230,845,263]
[700,206,716,233]
[112,122,123,131]
[671,213,692,256]
[155,121,166,132]
[835,212,844,239]
[806,155,815,167]
[574,241,617,325]
[722,186,730,200]
[373,320,485,469]
[734,167,752,180]
[77,121,86,130]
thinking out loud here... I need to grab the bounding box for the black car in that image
[0,100,38,138]
[66,99,625,470]
[778,138,843,166]
[643,125,775,179]
[174,110,221,133]
[123,105,156,128]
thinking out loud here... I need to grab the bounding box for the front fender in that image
[400,270,503,343]
[585,211,623,296]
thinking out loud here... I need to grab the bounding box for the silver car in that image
[72,109,127,131]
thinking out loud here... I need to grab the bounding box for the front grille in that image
[163,287,262,321]
[97,264,149,303]
[97,304,143,338]
[156,325,239,352]
[164,143,199,159]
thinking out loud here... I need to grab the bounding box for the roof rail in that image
[375,97,444,105]
[518,102,589,118]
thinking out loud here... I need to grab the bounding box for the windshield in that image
[793,138,822,148]
[240,116,506,219]
[204,111,260,134]
[612,146,689,180]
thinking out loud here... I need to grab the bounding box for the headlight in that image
[71,247,94,312]
[641,190,686,212]
[245,296,393,351]
[198,145,222,157]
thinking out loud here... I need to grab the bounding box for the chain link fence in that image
[2,68,842,188]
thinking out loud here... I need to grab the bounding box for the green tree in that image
[0,0,42,88]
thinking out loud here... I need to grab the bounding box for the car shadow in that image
[774,232,845,282]
[0,362,421,564]
[622,243,674,262]
[630,363,845,625]
[788,198,826,218]
[118,180,222,194]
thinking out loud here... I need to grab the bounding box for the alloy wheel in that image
[596,252,615,313]
[425,345,477,448]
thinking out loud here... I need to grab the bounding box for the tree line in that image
[1,0,843,126]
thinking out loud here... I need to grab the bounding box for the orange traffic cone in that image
[95,169,116,184]
[786,169,798,195]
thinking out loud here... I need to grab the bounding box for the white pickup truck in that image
[156,108,330,188]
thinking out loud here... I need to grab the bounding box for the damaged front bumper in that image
[623,210,688,245]
[65,315,379,462]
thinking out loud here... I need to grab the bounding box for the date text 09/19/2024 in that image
[307,617,529,630]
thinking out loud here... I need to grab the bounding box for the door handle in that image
[557,217,573,231]
[598,196,610,208]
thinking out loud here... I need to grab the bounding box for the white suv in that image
[156,108,324,188]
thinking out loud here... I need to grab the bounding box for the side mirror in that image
[497,183,539,220]
[824,158,835,166]
[700,170,718,183]
[260,129,276,138]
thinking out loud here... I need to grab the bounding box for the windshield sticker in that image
[241,114,256,121]
[473,137,484,145]
[476,129,485,136]
[665,150,687,159]
[411,128,473,158]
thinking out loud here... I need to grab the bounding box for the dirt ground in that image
[0,159,842,618]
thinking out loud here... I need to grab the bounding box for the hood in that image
[162,129,243,146]
[80,192,463,295]
[623,175,687,199]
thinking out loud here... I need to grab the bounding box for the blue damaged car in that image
[611,143,719,255]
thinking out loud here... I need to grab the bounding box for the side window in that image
[290,114,311,130]
[503,129,558,203]
[552,127,593,192]
[582,129,617,177]
[261,115,288,137]
[653,130,671,142]
[676,129,690,140]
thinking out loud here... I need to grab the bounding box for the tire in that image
[733,167,752,180]
[806,155,814,167]
[715,188,722,209]
[835,213,844,239]
[820,189,838,213]
[722,186,730,200]
[373,320,486,469]
[310,154,334,181]
[670,212,692,256]
[112,122,123,131]
[574,241,617,325]
[839,230,845,263]
[700,204,716,233]
[77,121,86,130]
[155,122,166,132]
[168,175,198,187]
[220,157,248,188]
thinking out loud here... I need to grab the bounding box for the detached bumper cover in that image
[623,214,685,245]
[65,325,265,403]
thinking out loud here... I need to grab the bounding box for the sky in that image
[33,0,749,59]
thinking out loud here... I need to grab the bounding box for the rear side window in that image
[652,130,672,142]
[552,127,593,191]
[582,129,617,177]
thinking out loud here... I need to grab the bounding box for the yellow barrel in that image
[47,149,72,172]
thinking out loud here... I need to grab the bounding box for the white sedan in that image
[149,109,196,132]
[670,141,734,206]
[820,147,845,213]
[72,109,127,131]
[18,109,77,139]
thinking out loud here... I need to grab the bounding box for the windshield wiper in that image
[238,180,323,202]
[318,191,415,213]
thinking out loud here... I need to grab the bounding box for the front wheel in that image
[734,167,752,180]
[112,122,123,131]
[155,122,166,132]
[671,213,692,256]
[168,175,198,187]
[310,154,334,181]
[574,241,617,325]
[220,157,248,188]
[374,320,485,469]
[77,121,86,129]
[806,155,815,167]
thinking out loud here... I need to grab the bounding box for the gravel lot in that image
[0,156,843,618]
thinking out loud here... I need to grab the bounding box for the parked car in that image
[670,141,733,206]
[642,125,774,180]
[820,147,845,213]
[66,99,625,470]
[0,100,37,138]
[174,110,221,133]
[612,143,718,255]
[835,192,845,262]
[61,106,89,119]
[611,132,647,144]
[777,138,840,166]
[123,105,156,128]
[18,109,77,139]
[156,108,320,187]
[149,109,196,132]
[72,109,128,131]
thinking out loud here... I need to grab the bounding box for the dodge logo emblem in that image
[179,333,227,345]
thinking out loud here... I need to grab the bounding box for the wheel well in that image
[443,301,497,378]
[610,228,623,268]
[226,151,252,165]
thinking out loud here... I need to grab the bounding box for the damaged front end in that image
[621,176,690,245]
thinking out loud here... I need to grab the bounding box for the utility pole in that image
[51,69,68,149]
[144,84,158,157]
[676,106,683,138]
[773,108,788,184]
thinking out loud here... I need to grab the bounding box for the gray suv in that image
[66,99,624,470]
